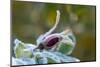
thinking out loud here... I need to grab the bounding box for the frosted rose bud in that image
[36,10,61,51]
[37,34,62,50]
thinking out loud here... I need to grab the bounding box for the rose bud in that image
[42,33,62,50]
[36,10,61,51]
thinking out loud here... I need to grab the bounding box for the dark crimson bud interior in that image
[46,37,59,47]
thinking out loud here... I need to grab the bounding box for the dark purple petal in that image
[46,37,59,47]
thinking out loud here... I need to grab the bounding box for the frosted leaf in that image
[21,58,36,65]
[12,57,23,65]
[24,43,37,50]
[23,43,37,58]
[12,57,27,66]
[34,52,47,64]
[14,39,25,58]
[56,40,74,55]
[60,29,76,46]
[54,52,80,62]
[14,39,25,50]
[42,51,61,63]
[14,39,36,58]
[55,29,76,55]
[12,57,36,66]
[36,56,47,64]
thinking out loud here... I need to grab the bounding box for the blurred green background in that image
[12,1,96,62]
